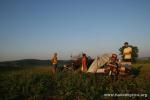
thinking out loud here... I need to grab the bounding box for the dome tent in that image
[87,53,114,73]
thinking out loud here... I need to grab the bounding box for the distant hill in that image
[0,59,70,67]
[137,57,150,64]
[138,57,150,60]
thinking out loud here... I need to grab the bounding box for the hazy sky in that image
[0,0,150,61]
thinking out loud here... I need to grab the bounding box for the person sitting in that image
[106,54,119,76]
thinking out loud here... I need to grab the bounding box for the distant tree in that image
[119,45,139,62]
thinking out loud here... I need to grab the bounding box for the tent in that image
[87,53,113,73]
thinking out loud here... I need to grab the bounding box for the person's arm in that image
[51,57,54,63]
[129,47,132,53]
[54,57,58,64]
[123,48,126,55]
[123,47,132,55]
[107,63,116,67]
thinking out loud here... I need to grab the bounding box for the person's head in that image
[54,53,57,57]
[111,54,117,62]
[82,53,86,57]
[124,42,129,47]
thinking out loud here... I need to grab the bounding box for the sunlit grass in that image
[0,62,149,100]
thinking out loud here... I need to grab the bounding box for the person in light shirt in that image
[51,53,58,73]
[123,42,132,62]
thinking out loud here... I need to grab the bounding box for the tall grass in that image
[0,66,149,100]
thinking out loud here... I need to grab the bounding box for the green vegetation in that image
[0,61,149,100]
[0,59,70,67]
[136,58,150,64]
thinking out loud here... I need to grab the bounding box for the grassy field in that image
[0,62,150,100]
[132,63,150,76]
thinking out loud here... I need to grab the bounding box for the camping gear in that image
[87,53,112,73]
[87,53,132,76]
[97,68,105,73]
[120,66,125,72]
[62,64,74,72]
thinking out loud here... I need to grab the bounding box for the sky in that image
[0,0,150,61]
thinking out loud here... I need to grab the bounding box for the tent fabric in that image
[87,53,113,73]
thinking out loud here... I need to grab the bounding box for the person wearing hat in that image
[123,42,132,62]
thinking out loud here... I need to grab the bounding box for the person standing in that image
[51,53,58,73]
[81,53,87,72]
[123,42,132,62]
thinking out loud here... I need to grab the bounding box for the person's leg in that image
[52,64,55,74]
[115,67,119,80]
[52,64,57,73]
[55,64,57,72]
